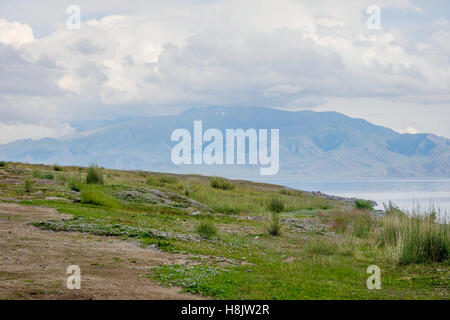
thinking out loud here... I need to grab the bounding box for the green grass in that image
[68,175,83,192]
[196,220,218,239]
[86,164,104,185]
[210,177,235,190]
[32,171,54,180]
[266,211,282,236]
[80,185,119,208]
[377,207,449,265]
[3,161,448,300]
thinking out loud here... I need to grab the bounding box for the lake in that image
[256,179,450,217]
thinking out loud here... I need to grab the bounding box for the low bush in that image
[355,199,373,210]
[0,161,6,167]
[52,164,63,172]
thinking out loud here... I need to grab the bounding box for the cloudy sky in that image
[0,0,449,143]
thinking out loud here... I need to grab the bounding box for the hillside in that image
[0,107,449,178]
[0,162,448,299]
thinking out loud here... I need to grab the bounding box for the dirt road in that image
[0,202,203,300]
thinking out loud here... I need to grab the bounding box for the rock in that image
[189,211,201,216]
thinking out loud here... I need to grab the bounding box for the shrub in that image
[52,164,63,171]
[268,197,285,213]
[80,185,119,208]
[69,175,83,192]
[0,161,6,167]
[24,180,33,193]
[377,208,448,264]
[266,211,282,236]
[355,199,373,210]
[196,220,218,239]
[210,177,235,190]
[86,164,104,185]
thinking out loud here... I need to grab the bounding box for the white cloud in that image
[0,0,449,141]
[0,19,34,48]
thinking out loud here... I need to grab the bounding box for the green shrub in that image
[32,171,54,180]
[0,161,6,167]
[268,197,285,213]
[69,175,83,192]
[210,177,235,190]
[266,211,282,236]
[196,220,218,239]
[86,164,104,185]
[24,180,33,193]
[355,199,373,210]
[80,185,119,208]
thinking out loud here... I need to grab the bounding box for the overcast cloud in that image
[0,0,449,143]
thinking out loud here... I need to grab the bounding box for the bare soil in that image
[0,202,204,300]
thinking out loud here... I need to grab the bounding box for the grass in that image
[32,171,54,180]
[377,204,449,265]
[266,211,282,236]
[52,164,63,172]
[69,175,83,192]
[268,197,285,213]
[80,185,119,208]
[24,180,33,193]
[196,220,218,239]
[86,164,104,185]
[2,161,449,300]
[210,177,235,190]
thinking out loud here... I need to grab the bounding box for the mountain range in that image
[1,106,449,179]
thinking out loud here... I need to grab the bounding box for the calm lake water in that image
[257,179,450,217]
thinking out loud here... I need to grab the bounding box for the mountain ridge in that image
[1,106,449,179]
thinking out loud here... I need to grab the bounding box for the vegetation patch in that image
[210,177,235,190]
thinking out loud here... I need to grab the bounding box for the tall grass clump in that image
[377,203,449,264]
[196,220,218,239]
[268,197,285,213]
[355,199,373,210]
[80,185,119,208]
[69,175,83,192]
[266,211,282,236]
[24,180,33,193]
[210,177,235,190]
[86,164,104,185]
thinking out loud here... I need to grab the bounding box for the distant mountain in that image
[1,106,449,179]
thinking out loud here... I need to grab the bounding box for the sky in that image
[0,0,449,143]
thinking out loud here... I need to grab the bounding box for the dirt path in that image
[0,202,204,300]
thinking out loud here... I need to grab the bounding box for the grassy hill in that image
[0,161,448,299]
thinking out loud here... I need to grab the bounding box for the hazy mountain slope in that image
[0,107,449,178]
